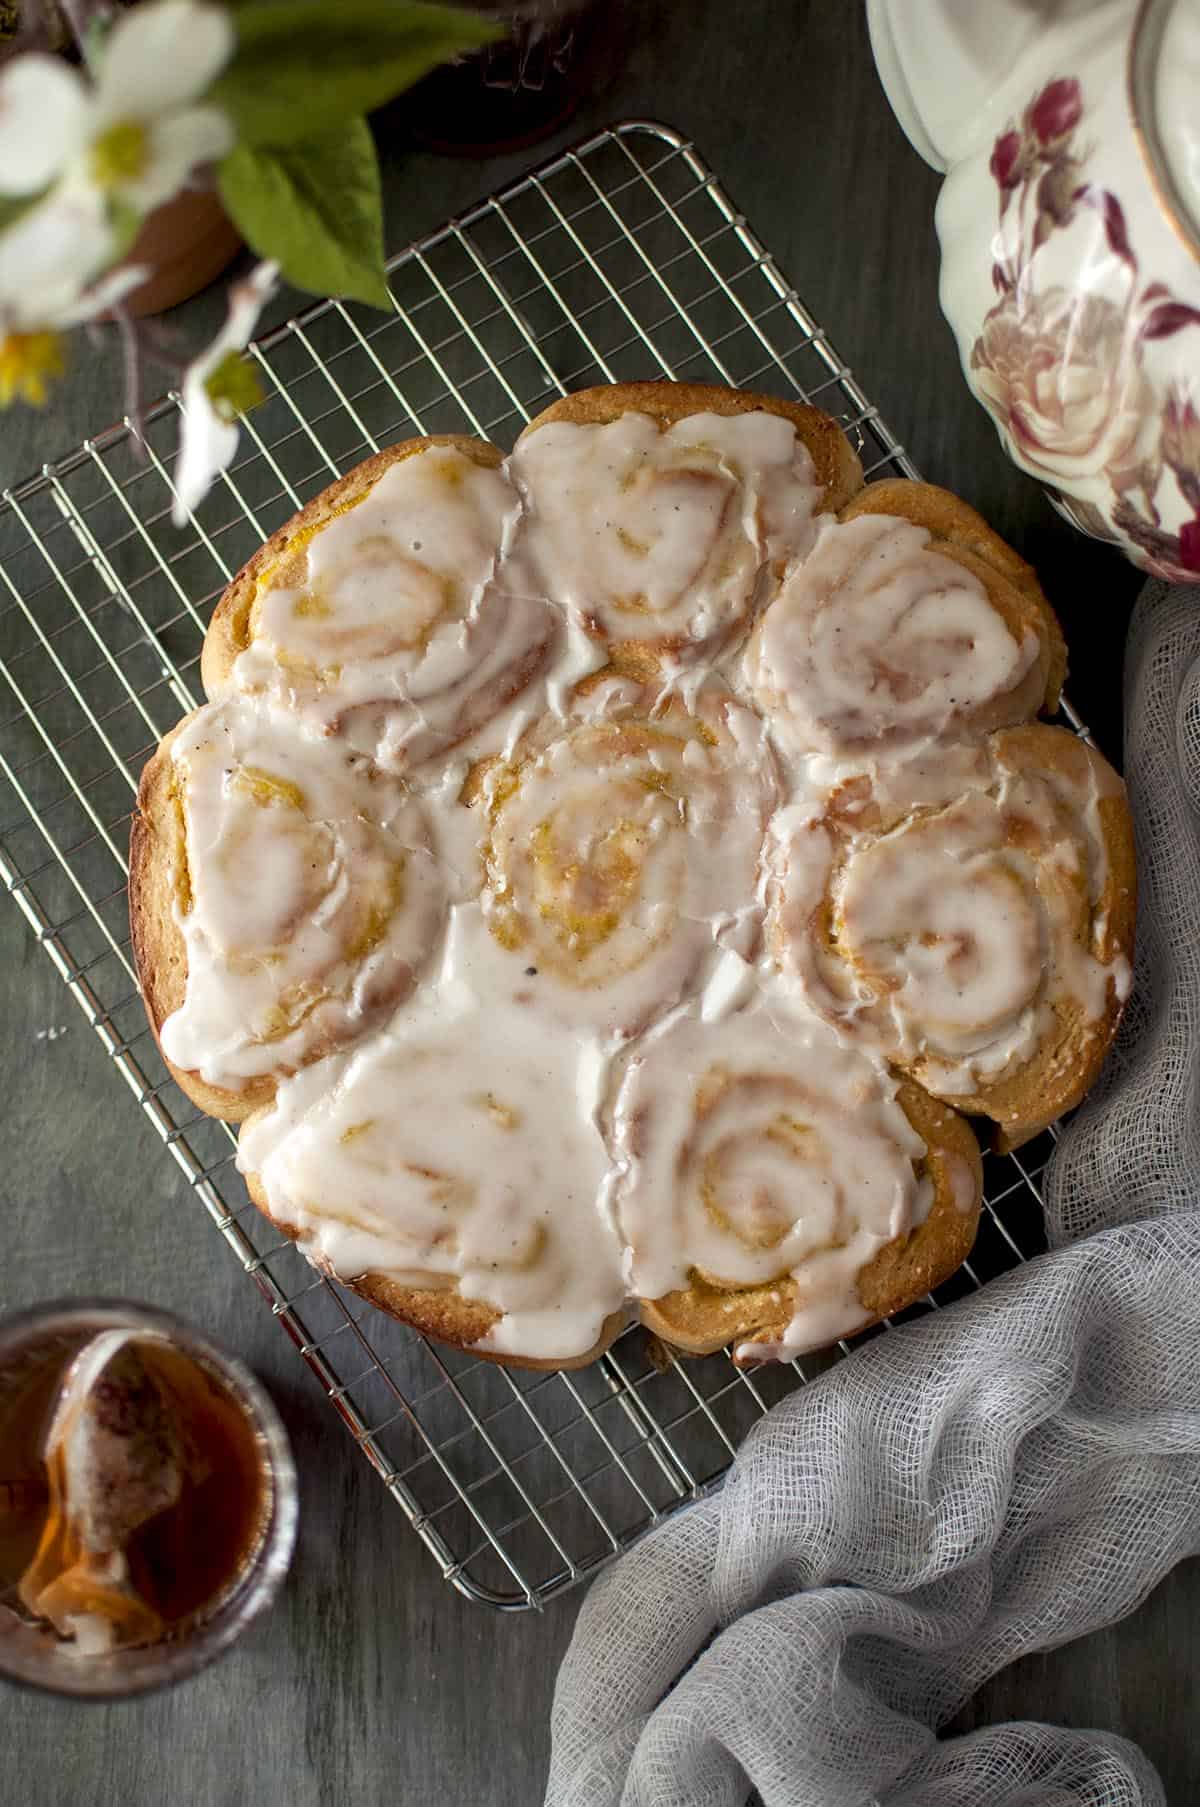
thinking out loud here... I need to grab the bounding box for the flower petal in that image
[57,263,152,327]
[0,192,114,327]
[172,261,277,521]
[173,382,239,523]
[123,106,234,212]
[189,259,279,388]
[96,0,234,123]
[225,260,279,352]
[0,56,89,194]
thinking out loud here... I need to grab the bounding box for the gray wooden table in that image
[1,6,1195,1802]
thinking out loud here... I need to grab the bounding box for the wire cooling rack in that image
[0,121,1069,1609]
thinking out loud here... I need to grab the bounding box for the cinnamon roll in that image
[768,724,1135,1146]
[131,699,444,1120]
[506,383,863,678]
[128,381,1133,1369]
[607,1000,982,1360]
[466,684,778,1041]
[202,438,557,771]
[237,1005,627,1369]
[745,480,1066,759]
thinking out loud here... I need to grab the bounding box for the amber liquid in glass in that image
[0,1335,270,1640]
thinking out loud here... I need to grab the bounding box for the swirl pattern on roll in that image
[221,443,556,769]
[471,687,778,1039]
[158,700,444,1089]
[507,410,822,666]
[746,506,1058,758]
[607,1002,974,1358]
[768,725,1135,1141]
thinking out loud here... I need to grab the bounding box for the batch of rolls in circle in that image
[130,382,1136,1370]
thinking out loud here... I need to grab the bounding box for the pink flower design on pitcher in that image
[1178,518,1200,572]
[1028,77,1083,150]
[989,130,1025,193]
[971,289,1155,485]
[970,76,1200,582]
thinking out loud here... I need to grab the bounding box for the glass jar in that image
[401,0,619,156]
[0,1300,297,1699]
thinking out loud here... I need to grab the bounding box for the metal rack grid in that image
[0,120,1070,1610]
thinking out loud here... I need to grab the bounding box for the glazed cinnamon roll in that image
[768,724,1135,1146]
[608,1000,982,1360]
[745,480,1066,759]
[128,381,1134,1370]
[465,685,778,1041]
[237,1005,627,1369]
[202,438,557,771]
[131,699,445,1120]
[506,383,863,678]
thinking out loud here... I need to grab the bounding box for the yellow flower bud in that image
[0,329,66,407]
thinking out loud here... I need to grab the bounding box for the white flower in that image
[173,261,278,524]
[0,0,234,215]
[0,192,144,329]
[0,192,149,406]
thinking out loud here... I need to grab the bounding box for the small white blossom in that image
[173,261,278,524]
[0,0,234,215]
[0,191,148,406]
[0,191,146,330]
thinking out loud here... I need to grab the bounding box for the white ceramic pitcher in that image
[868,0,1200,582]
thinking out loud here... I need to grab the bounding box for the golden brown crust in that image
[200,436,505,699]
[240,1161,626,1372]
[521,380,864,513]
[517,382,864,686]
[937,724,1136,1150]
[638,1081,983,1359]
[130,718,276,1123]
[839,478,1068,717]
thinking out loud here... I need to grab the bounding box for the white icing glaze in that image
[840,791,1047,1054]
[506,411,821,658]
[406,757,488,907]
[769,740,1126,1097]
[607,995,932,1356]
[476,691,777,1041]
[746,512,1040,757]
[226,446,557,770]
[160,700,444,1088]
[237,1002,626,1362]
[152,409,1134,1366]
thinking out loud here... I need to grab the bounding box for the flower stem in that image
[113,304,146,456]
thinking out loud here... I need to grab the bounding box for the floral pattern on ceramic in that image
[970,76,1200,581]
[868,0,1200,584]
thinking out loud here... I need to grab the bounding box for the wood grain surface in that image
[1,5,1195,1802]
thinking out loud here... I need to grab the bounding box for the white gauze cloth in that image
[544,582,1200,1807]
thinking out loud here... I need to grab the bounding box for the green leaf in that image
[218,118,392,310]
[210,0,500,148]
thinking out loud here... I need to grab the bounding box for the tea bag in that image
[18,1331,184,1653]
